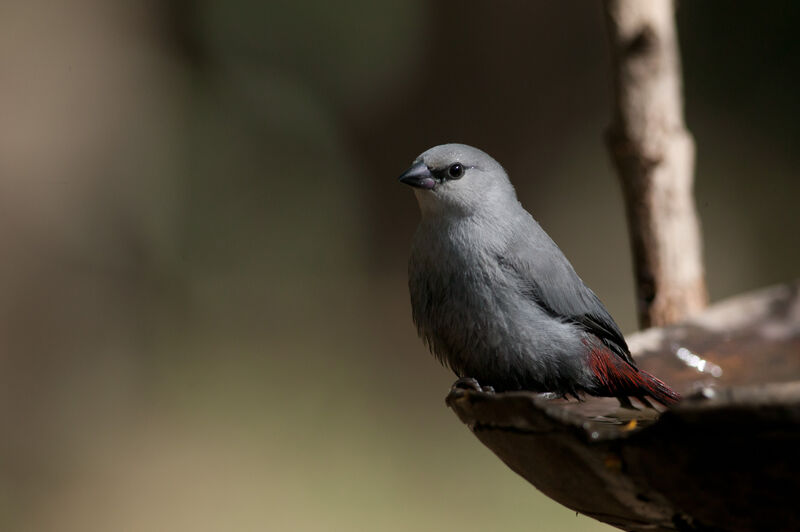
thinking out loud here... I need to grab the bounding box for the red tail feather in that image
[588,347,680,406]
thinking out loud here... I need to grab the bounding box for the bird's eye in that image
[448,163,464,179]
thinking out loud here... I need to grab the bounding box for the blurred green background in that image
[1,1,798,531]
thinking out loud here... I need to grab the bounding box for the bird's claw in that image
[452,377,481,392]
[452,377,495,394]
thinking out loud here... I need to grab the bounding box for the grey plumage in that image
[400,144,679,404]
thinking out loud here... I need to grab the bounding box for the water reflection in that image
[675,346,724,377]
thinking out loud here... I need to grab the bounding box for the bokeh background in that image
[1,1,798,531]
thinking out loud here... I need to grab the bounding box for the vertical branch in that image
[603,0,708,328]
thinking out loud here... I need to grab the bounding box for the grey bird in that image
[399,143,679,406]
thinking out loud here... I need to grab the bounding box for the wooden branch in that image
[603,0,708,327]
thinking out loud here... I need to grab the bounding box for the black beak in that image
[398,162,437,190]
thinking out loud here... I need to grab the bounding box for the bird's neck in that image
[415,203,521,261]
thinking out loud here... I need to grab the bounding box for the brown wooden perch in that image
[447,281,800,531]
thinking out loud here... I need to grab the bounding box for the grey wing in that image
[498,226,636,368]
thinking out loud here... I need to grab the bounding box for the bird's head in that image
[398,144,517,218]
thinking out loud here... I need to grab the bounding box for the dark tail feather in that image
[588,346,681,406]
[639,370,681,406]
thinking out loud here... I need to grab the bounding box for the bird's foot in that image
[617,396,638,410]
[617,396,661,411]
[451,377,495,394]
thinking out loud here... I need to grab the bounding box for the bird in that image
[398,143,680,407]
